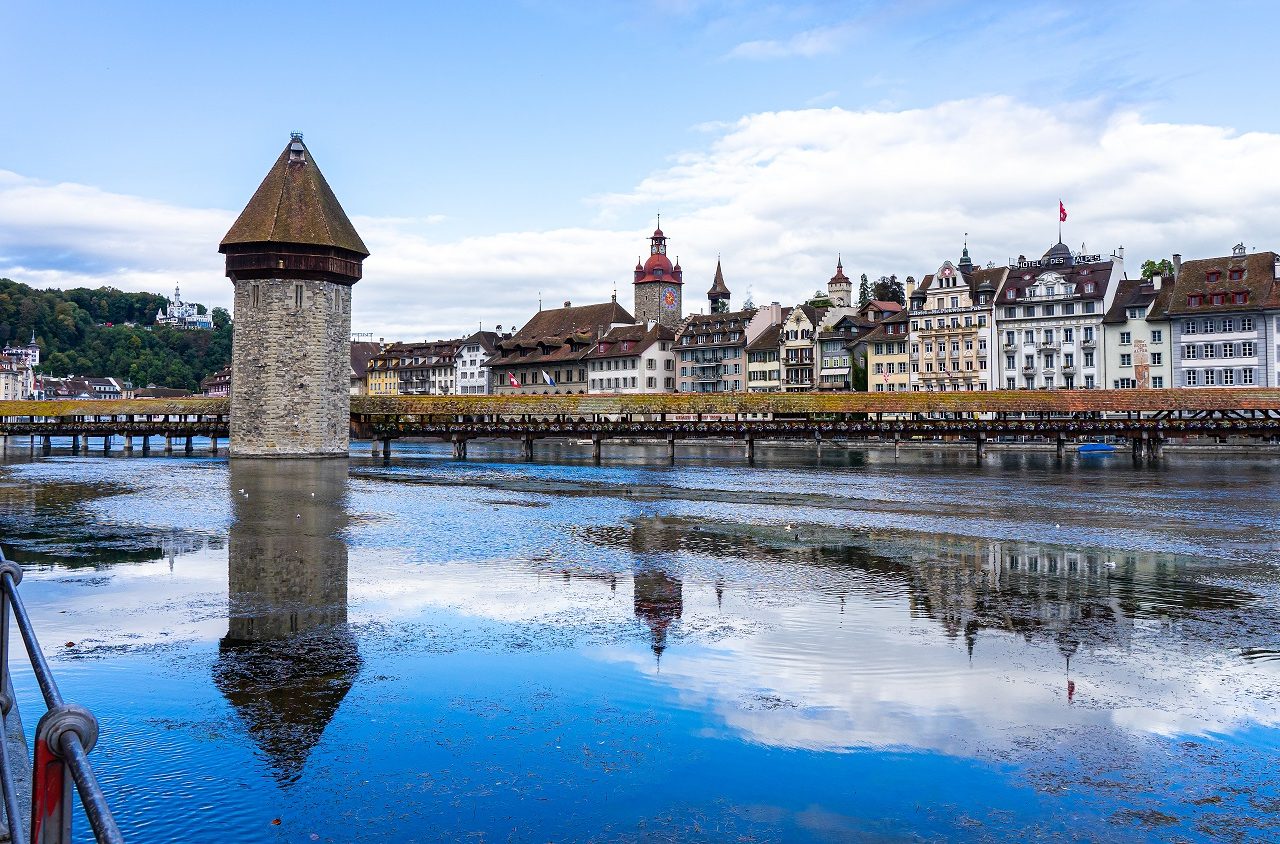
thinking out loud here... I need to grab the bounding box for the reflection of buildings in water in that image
[212,459,359,786]
[587,516,1250,668]
[158,530,206,571]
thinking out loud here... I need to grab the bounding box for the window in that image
[1242,342,1255,357]
[950,296,959,308]
[1024,306,1036,317]
[1120,331,1131,345]
[1205,369,1217,386]
[1223,318,1234,332]
[1024,330,1034,343]
[1232,292,1248,305]
[1044,304,1056,316]
[1152,376,1164,388]
[1127,307,1143,319]
[1006,355,1015,369]
[1064,353,1074,366]
[251,284,260,308]
[1120,353,1132,367]
[1242,369,1255,385]
[1224,343,1235,359]
[1188,295,1203,307]
[1182,344,1197,360]
[1063,303,1075,315]
[1114,378,1136,389]
[1151,352,1163,366]
[1005,307,1017,318]
[1207,271,1221,283]
[1185,370,1199,386]
[1151,329,1163,343]
[294,284,304,310]
[1084,282,1096,293]
[1184,320,1197,335]
[1242,317,1254,331]
[1204,343,1216,359]
[1063,328,1074,343]
[1229,268,1243,281]
[1083,352,1095,367]
[1084,375,1095,388]
[1007,290,1016,300]
[1083,302,1096,314]
[1223,369,1235,385]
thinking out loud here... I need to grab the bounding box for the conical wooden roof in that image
[221,136,369,257]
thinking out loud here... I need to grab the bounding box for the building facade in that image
[1167,246,1280,388]
[908,250,1004,392]
[993,242,1123,390]
[221,134,367,456]
[456,331,501,395]
[490,301,634,395]
[746,310,787,392]
[780,305,825,391]
[1102,278,1173,389]
[866,310,911,392]
[587,323,676,393]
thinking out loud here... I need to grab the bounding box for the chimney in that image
[904,278,916,300]
[1274,255,1280,280]
[564,300,571,308]
[1151,274,1162,290]
[1172,253,1182,280]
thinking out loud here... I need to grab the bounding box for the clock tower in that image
[633,221,683,329]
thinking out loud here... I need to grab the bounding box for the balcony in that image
[1002,343,1016,352]
[1021,365,1036,376]
[1061,365,1077,375]
[1038,341,1060,351]
[1080,339,1096,350]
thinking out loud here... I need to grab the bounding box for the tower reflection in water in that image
[213,459,359,785]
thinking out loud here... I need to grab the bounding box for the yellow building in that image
[365,347,403,396]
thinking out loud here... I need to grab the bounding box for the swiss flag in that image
[1059,201,1068,223]
[508,372,520,388]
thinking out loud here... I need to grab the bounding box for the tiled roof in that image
[1165,250,1280,315]
[221,137,368,256]
[589,323,674,359]
[995,261,1113,302]
[509,301,634,342]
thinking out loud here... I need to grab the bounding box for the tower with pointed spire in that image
[827,256,852,306]
[632,220,683,328]
[220,134,369,456]
[707,259,731,312]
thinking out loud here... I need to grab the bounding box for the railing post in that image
[32,705,97,844]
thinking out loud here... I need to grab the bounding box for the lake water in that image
[2,441,1279,843]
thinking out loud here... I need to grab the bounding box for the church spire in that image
[707,258,731,313]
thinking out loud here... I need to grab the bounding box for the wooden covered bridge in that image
[0,389,1276,461]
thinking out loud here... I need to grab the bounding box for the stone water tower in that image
[220,134,369,457]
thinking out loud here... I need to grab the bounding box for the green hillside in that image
[0,278,231,392]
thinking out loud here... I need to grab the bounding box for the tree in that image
[212,307,231,330]
[851,358,868,392]
[872,274,906,306]
[1141,259,1175,280]
[858,273,872,308]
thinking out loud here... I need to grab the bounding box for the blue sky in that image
[3,1,1279,339]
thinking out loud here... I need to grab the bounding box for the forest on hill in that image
[0,278,231,392]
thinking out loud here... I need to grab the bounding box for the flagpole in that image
[1058,198,1062,243]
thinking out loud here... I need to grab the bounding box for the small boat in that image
[1077,442,1116,454]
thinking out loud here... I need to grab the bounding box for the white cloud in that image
[725,22,859,60]
[3,96,1280,341]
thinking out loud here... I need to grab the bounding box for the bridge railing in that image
[0,549,123,844]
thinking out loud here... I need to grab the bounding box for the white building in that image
[994,242,1125,389]
[1167,246,1280,388]
[155,284,214,330]
[586,323,676,394]
[1101,277,1173,389]
[456,330,501,395]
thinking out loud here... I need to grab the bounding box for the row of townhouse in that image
[866,240,1280,391]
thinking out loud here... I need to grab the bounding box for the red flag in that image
[1059,201,1068,223]
[507,372,520,388]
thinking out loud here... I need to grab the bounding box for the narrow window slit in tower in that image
[295,284,303,310]
[251,284,259,309]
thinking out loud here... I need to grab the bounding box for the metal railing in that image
[0,550,122,843]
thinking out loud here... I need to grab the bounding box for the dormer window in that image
[1229,269,1243,281]
[1083,282,1096,293]
[1232,291,1248,304]
[1006,289,1016,300]
[1211,293,1225,305]
[1207,271,1221,283]
[654,268,663,278]
[1188,294,1203,306]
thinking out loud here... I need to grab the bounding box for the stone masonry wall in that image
[231,277,351,456]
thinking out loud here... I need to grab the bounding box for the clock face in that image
[662,287,678,310]
[659,244,667,254]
